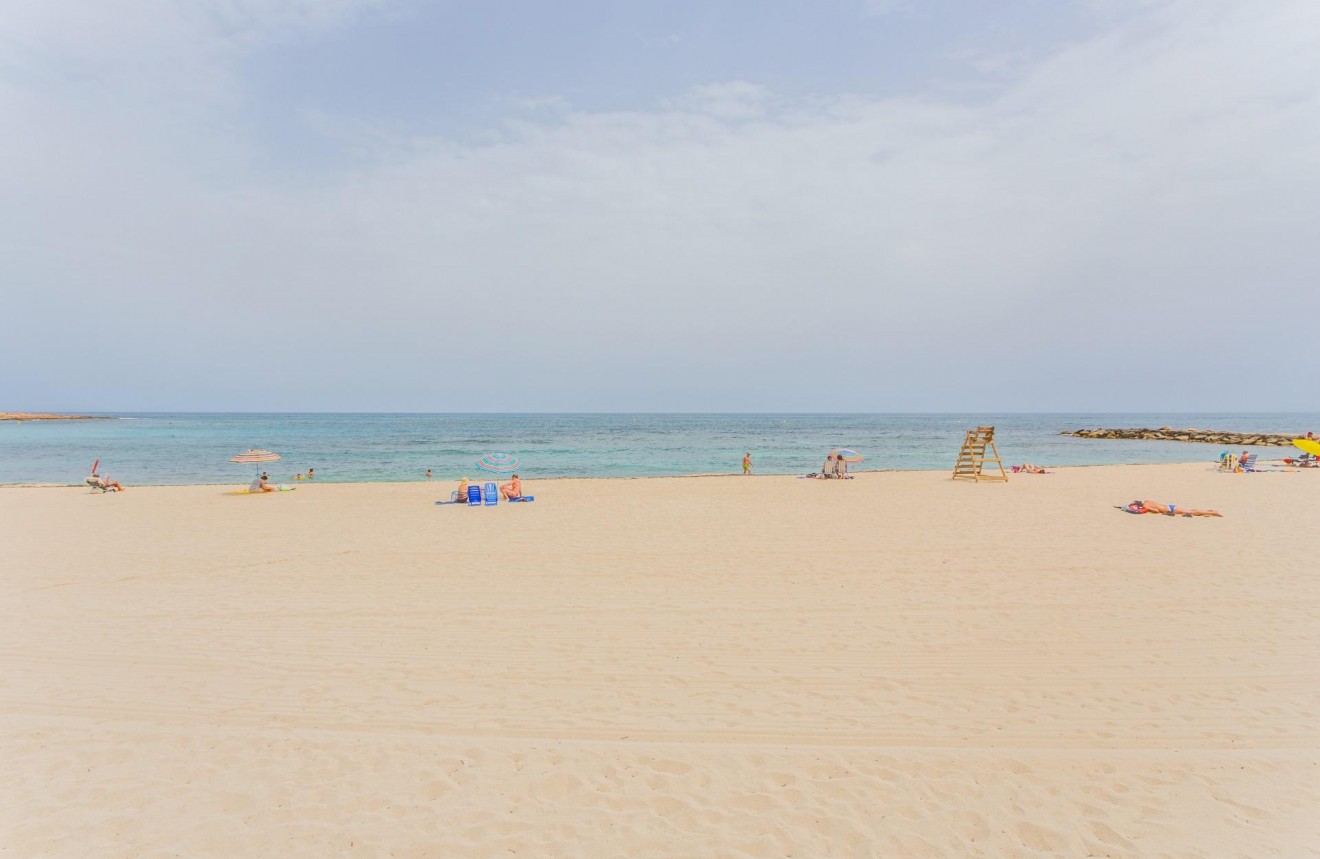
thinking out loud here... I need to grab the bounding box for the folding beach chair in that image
[86,475,113,493]
[483,482,499,505]
[1240,453,1260,472]
[466,484,483,506]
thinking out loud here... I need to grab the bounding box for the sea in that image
[2,413,1316,486]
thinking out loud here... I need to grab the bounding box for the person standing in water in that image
[426,469,432,479]
[742,452,752,475]
[307,468,315,480]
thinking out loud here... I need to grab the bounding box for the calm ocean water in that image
[2,413,1316,486]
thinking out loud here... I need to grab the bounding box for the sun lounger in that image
[85,475,114,492]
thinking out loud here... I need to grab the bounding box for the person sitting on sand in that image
[500,473,522,500]
[835,455,848,479]
[456,477,470,500]
[1013,463,1050,474]
[822,453,838,479]
[1121,499,1221,517]
[249,474,276,493]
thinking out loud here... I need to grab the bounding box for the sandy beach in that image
[2,463,1316,857]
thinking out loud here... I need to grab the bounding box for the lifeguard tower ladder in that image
[952,426,1008,482]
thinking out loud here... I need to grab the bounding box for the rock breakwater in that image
[1061,427,1298,446]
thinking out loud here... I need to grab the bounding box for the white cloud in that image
[664,81,774,119]
[2,0,1318,410]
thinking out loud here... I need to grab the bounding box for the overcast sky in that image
[3,0,1317,412]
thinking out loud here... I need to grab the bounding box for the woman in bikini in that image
[1123,500,1221,517]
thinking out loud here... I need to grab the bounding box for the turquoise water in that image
[2,413,1316,485]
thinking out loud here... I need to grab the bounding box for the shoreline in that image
[0,458,1244,489]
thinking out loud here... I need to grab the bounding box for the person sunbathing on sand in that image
[1121,500,1221,517]
[91,473,125,491]
[500,474,522,500]
[1013,463,1050,474]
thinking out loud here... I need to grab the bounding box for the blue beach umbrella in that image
[477,452,520,474]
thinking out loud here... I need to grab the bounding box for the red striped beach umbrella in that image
[230,449,281,464]
[477,452,520,473]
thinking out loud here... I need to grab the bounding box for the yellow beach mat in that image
[1293,438,1320,457]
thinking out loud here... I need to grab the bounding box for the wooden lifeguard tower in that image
[952,426,1008,482]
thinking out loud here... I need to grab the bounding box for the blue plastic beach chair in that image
[467,484,483,506]
[484,482,499,505]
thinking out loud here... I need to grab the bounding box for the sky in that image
[2,0,1318,412]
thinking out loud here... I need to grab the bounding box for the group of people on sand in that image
[455,473,524,501]
[820,452,850,479]
[249,467,314,492]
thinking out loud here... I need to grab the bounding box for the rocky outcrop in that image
[1061,427,1299,446]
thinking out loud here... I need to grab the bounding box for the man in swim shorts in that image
[500,473,522,501]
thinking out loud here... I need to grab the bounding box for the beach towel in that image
[506,496,535,502]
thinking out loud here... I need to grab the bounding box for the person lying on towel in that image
[1120,500,1221,517]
